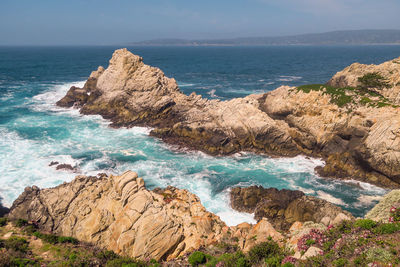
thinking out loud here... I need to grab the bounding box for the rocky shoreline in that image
[6,171,353,260]
[3,171,400,266]
[57,48,400,189]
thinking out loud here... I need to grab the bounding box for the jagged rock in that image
[230,186,354,230]
[327,57,400,103]
[365,189,400,222]
[262,79,400,188]
[287,222,327,252]
[229,218,284,252]
[7,171,228,261]
[300,246,323,260]
[57,48,300,157]
[56,48,400,188]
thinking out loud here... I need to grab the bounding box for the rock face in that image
[365,189,400,222]
[7,171,324,260]
[7,171,228,261]
[327,57,400,103]
[56,49,400,188]
[230,186,354,230]
[262,85,400,188]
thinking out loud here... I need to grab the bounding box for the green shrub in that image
[33,231,78,245]
[105,257,143,267]
[15,219,28,227]
[24,225,38,235]
[97,250,119,261]
[10,257,38,267]
[282,263,295,267]
[236,256,250,267]
[297,84,355,107]
[0,217,7,226]
[353,256,365,266]
[204,251,249,267]
[358,72,390,91]
[354,219,377,230]
[336,220,353,234]
[373,223,400,234]
[360,97,372,105]
[333,258,348,267]
[365,247,393,263]
[248,240,281,264]
[58,236,79,244]
[5,236,29,253]
[188,251,207,266]
[264,255,283,267]
[33,231,58,244]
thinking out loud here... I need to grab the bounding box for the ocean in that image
[1,45,399,225]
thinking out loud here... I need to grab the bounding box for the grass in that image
[296,84,396,108]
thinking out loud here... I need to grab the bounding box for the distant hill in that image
[132,30,400,46]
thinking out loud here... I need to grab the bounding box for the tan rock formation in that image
[327,57,400,103]
[56,48,400,188]
[365,189,400,222]
[7,171,228,261]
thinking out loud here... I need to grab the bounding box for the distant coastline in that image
[132,29,400,46]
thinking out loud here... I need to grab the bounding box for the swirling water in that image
[1,46,399,225]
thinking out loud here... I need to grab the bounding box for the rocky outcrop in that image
[56,49,400,188]
[57,48,300,157]
[7,171,229,261]
[365,189,400,222]
[7,172,314,260]
[262,85,400,188]
[230,186,354,230]
[327,57,400,103]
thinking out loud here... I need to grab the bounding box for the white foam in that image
[356,195,382,207]
[346,179,387,194]
[317,190,346,206]
[208,89,218,98]
[277,75,302,82]
[31,81,86,113]
[178,83,195,87]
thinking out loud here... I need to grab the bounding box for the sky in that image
[0,0,399,45]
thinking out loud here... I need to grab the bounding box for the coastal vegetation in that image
[0,217,157,267]
[2,205,400,266]
[296,81,396,108]
[187,216,400,266]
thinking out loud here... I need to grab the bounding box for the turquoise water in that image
[1,46,399,225]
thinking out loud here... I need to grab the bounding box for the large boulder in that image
[230,186,354,230]
[7,171,228,261]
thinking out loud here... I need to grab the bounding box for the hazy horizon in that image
[1,0,400,45]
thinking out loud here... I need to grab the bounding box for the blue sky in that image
[1,0,399,45]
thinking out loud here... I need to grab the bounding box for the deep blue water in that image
[1,45,399,225]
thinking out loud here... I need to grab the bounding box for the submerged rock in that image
[230,186,354,230]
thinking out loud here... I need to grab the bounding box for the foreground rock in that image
[365,189,400,222]
[230,186,354,230]
[7,172,294,261]
[7,171,229,260]
[57,49,400,188]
